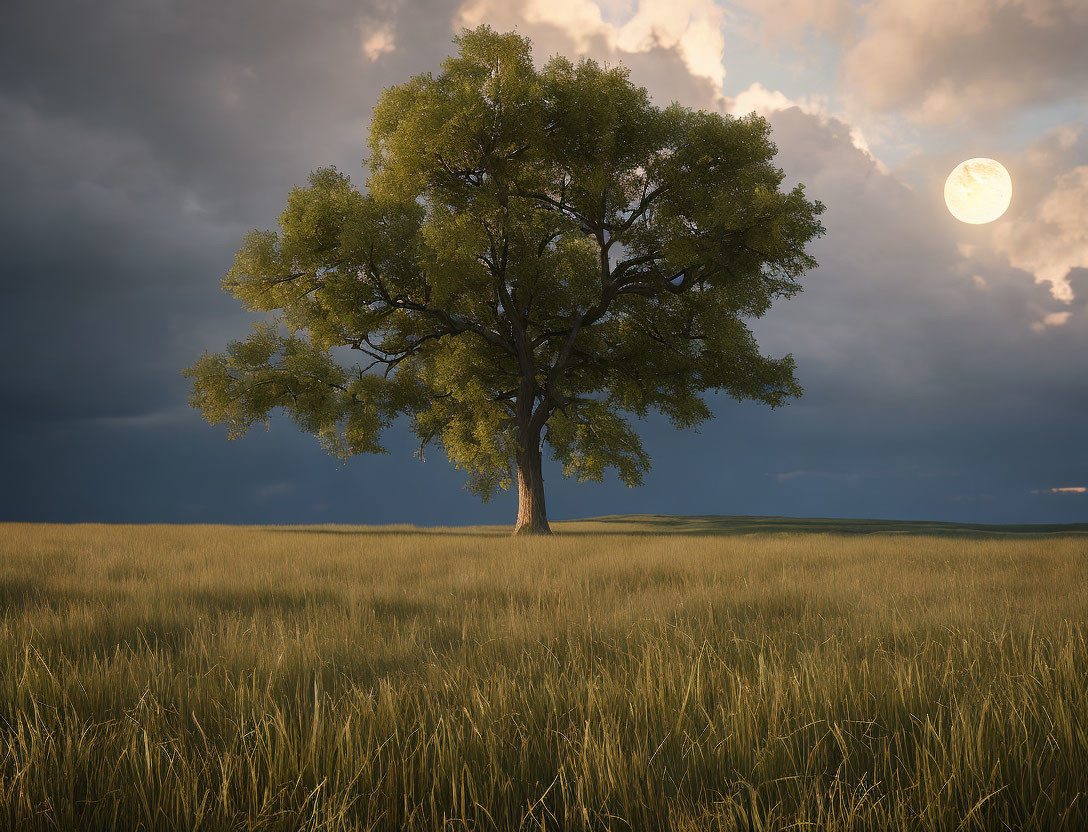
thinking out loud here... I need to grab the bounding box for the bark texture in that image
[513,429,551,535]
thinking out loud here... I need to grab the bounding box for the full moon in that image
[944,158,1012,224]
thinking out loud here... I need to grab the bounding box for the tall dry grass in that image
[0,521,1085,830]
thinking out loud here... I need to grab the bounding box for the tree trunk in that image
[513,426,551,536]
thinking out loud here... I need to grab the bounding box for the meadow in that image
[0,516,1086,831]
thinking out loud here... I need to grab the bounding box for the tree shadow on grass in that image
[186,586,342,616]
[262,527,505,538]
[591,514,1088,538]
[260,514,1088,540]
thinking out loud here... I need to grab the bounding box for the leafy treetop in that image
[185,26,825,518]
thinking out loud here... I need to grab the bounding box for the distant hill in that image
[561,514,1088,538]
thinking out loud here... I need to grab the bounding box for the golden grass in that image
[0,521,1085,830]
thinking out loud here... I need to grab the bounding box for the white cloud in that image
[993,163,1088,305]
[1030,311,1072,332]
[458,0,893,169]
[838,0,1088,125]
[516,0,609,51]
[613,0,727,87]
[726,82,824,118]
[725,82,886,171]
[458,0,727,87]
[361,23,396,62]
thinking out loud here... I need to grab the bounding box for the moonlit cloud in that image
[839,0,1088,124]
[726,81,825,117]
[458,0,727,87]
[724,81,885,170]
[993,165,1088,304]
[983,125,1088,306]
[613,0,727,86]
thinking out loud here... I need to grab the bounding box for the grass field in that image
[1,517,1086,831]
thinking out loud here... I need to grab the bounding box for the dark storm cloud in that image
[1,0,1086,525]
[0,0,465,424]
[0,0,440,209]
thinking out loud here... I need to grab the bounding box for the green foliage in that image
[185,26,825,499]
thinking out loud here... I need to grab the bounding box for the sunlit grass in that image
[1,520,1085,830]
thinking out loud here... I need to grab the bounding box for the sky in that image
[2,0,1087,526]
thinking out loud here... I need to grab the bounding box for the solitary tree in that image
[185,27,825,535]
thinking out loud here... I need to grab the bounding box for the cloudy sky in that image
[3,0,1087,525]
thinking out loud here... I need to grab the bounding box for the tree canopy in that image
[184,26,825,534]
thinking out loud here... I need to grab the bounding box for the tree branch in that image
[362,258,517,355]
